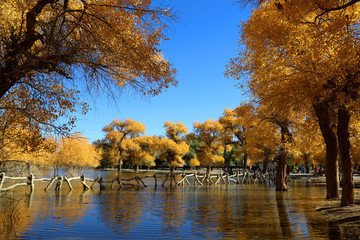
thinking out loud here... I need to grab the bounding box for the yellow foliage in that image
[244,115,279,164]
[227,0,360,113]
[189,155,200,167]
[0,0,176,163]
[0,0,177,99]
[158,137,189,167]
[290,118,325,165]
[220,102,255,157]
[53,133,101,168]
[122,136,160,168]
[193,120,225,167]
[164,120,188,142]
[102,118,146,167]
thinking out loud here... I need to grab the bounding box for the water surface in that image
[0,170,344,239]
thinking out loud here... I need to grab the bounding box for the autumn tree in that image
[0,78,86,163]
[158,121,189,171]
[158,137,189,170]
[0,0,177,162]
[219,103,255,170]
[102,118,145,176]
[245,114,278,174]
[0,0,177,98]
[122,135,160,171]
[193,120,225,173]
[291,118,325,172]
[0,130,57,176]
[227,0,360,203]
[237,0,360,17]
[52,132,100,176]
[183,134,204,168]
[260,106,295,191]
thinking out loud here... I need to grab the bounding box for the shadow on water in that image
[276,191,294,239]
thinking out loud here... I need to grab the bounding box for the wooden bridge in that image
[0,170,275,193]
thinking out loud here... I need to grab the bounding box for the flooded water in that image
[0,170,347,239]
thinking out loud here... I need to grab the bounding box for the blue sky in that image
[74,1,251,143]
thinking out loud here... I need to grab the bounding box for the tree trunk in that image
[304,154,310,173]
[134,165,139,172]
[276,125,290,191]
[337,107,354,206]
[170,165,175,187]
[263,154,269,174]
[243,152,248,171]
[276,148,288,191]
[313,103,339,199]
[117,159,122,178]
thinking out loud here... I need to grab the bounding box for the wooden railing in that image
[0,170,275,193]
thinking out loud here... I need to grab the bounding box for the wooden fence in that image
[0,170,275,193]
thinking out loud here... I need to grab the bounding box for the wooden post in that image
[90,175,100,189]
[55,176,63,193]
[98,177,106,190]
[136,177,147,187]
[28,174,34,192]
[117,176,122,189]
[172,173,178,185]
[242,171,247,184]
[170,173,173,188]
[162,173,169,187]
[215,174,220,185]
[80,175,90,191]
[185,175,190,185]
[236,170,240,184]
[178,174,186,186]
[64,176,73,191]
[194,172,203,185]
[44,177,56,191]
[154,174,157,188]
[28,191,34,208]
[111,178,115,190]
[250,172,255,183]
[0,172,5,189]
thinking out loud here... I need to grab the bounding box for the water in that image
[0,170,346,239]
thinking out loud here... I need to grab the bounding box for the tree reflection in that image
[0,192,33,239]
[159,189,186,235]
[276,191,294,239]
[281,183,342,239]
[97,188,144,236]
[0,180,339,239]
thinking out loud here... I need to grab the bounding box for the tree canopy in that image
[0,0,177,158]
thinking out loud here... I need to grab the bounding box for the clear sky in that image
[74,0,251,143]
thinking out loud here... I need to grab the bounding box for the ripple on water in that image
[1,172,339,240]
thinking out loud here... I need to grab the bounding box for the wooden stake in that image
[44,177,56,191]
[28,174,34,192]
[55,176,63,193]
[64,176,73,191]
[80,175,90,191]
[0,172,5,189]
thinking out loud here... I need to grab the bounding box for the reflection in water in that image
[0,170,350,239]
[97,189,144,236]
[0,192,30,240]
[276,191,294,239]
